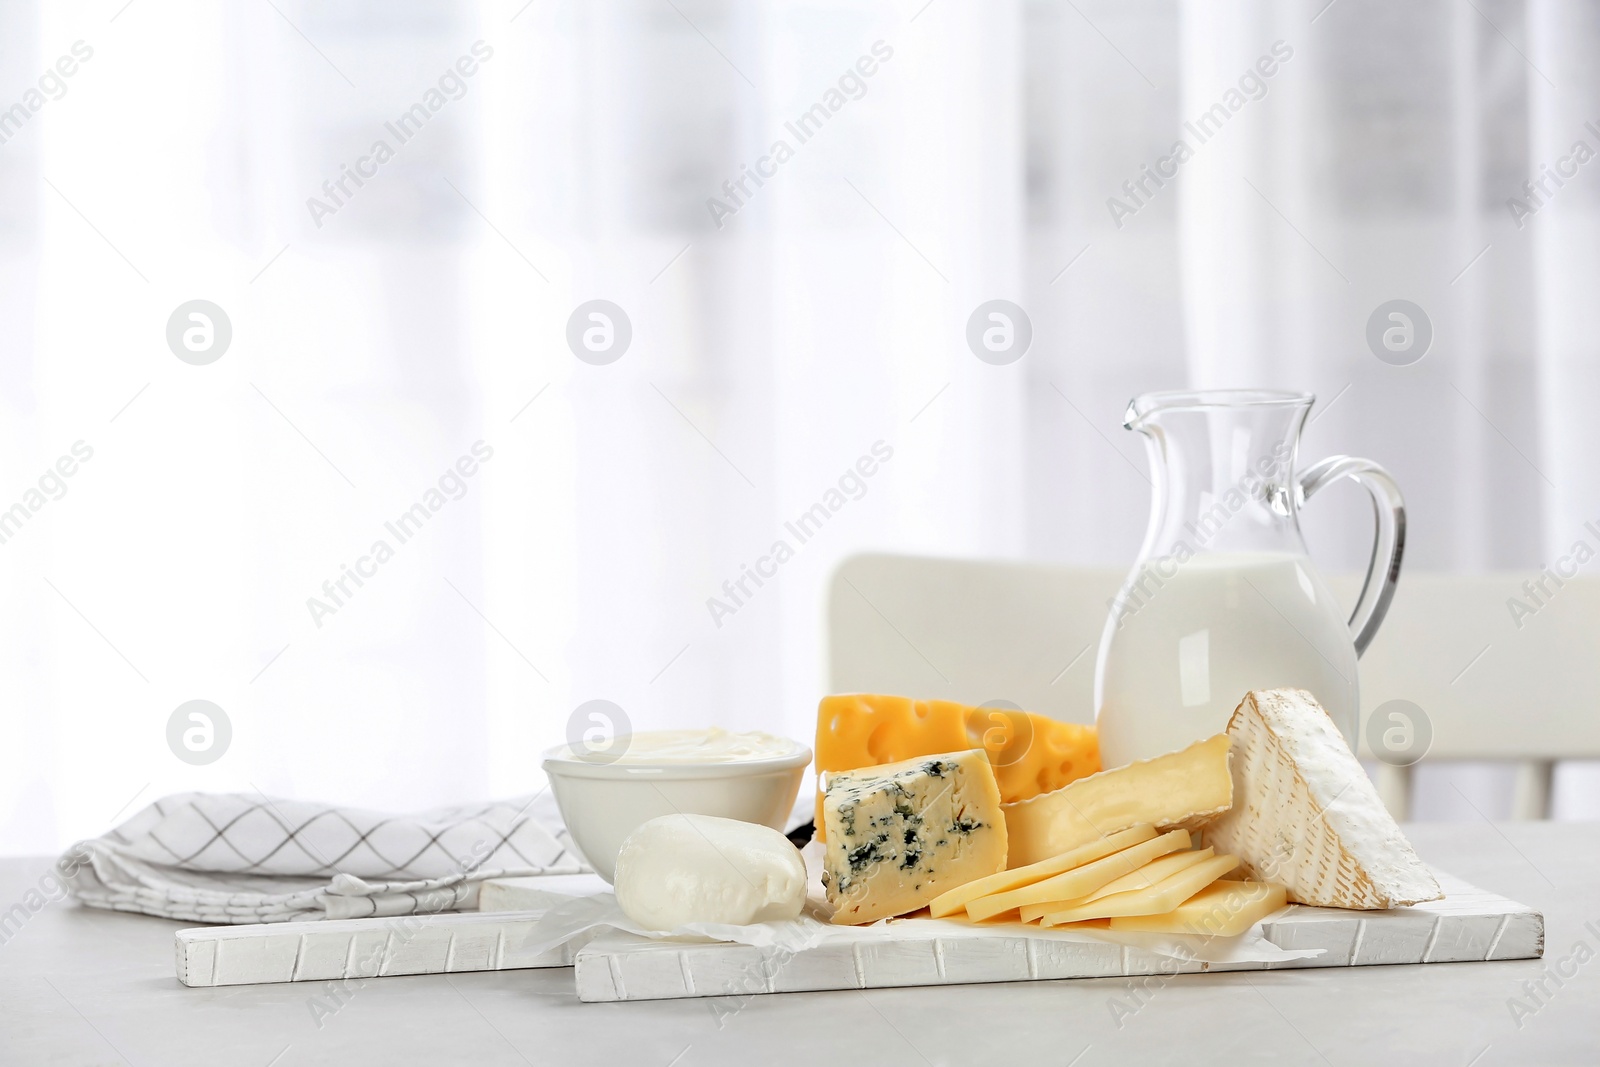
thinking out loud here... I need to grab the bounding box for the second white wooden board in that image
[572,871,1542,1003]
[176,910,575,987]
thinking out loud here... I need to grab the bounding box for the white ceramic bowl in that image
[542,738,812,883]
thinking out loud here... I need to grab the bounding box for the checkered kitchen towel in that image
[62,791,587,924]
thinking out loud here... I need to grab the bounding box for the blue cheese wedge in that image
[821,749,1007,924]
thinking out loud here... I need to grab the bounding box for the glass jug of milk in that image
[1093,389,1405,768]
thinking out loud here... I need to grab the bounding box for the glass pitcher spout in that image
[1094,388,1406,768]
[1121,389,1314,564]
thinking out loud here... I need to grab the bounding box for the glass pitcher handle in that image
[1296,456,1407,657]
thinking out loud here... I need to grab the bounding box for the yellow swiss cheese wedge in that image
[1039,853,1240,926]
[927,824,1157,919]
[1016,847,1215,924]
[1109,880,1288,937]
[1002,733,1232,867]
[815,694,1099,838]
[964,828,1191,923]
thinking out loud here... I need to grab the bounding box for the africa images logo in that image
[305,42,494,229]
[1105,40,1293,229]
[706,441,893,627]
[705,41,894,229]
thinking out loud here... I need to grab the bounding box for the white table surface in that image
[1,822,1595,1066]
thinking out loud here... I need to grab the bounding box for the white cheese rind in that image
[613,814,807,931]
[822,749,1006,924]
[1204,688,1443,909]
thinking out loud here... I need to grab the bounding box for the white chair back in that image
[827,553,1600,819]
[827,553,1117,722]
[1338,570,1600,818]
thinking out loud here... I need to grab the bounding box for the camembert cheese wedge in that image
[1002,734,1232,867]
[1204,689,1443,909]
[821,750,1007,925]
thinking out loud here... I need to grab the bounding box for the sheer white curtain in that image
[4,0,1597,856]
[1169,0,1600,816]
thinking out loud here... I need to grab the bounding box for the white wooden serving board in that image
[175,873,609,987]
[176,910,577,987]
[175,872,1540,993]
[478,873,612,912]
[573,873,1543,1003]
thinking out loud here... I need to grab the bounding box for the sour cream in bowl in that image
[541,728,812,883]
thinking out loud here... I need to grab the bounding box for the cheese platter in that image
[173,687,1545,1001]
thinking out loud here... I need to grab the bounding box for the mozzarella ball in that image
[614,814,807,930]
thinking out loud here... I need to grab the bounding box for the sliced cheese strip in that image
[1039,853,1239,926]
[1109,880,1288,937]
[815,694,1099,837]
[1002,734,1231,868]
[1203,688,1442,909]
[928,823,1157,918]
[1016,847,1214,924]
[964,828,1190,923]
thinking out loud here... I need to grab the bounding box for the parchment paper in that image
[518,841,1323,967]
